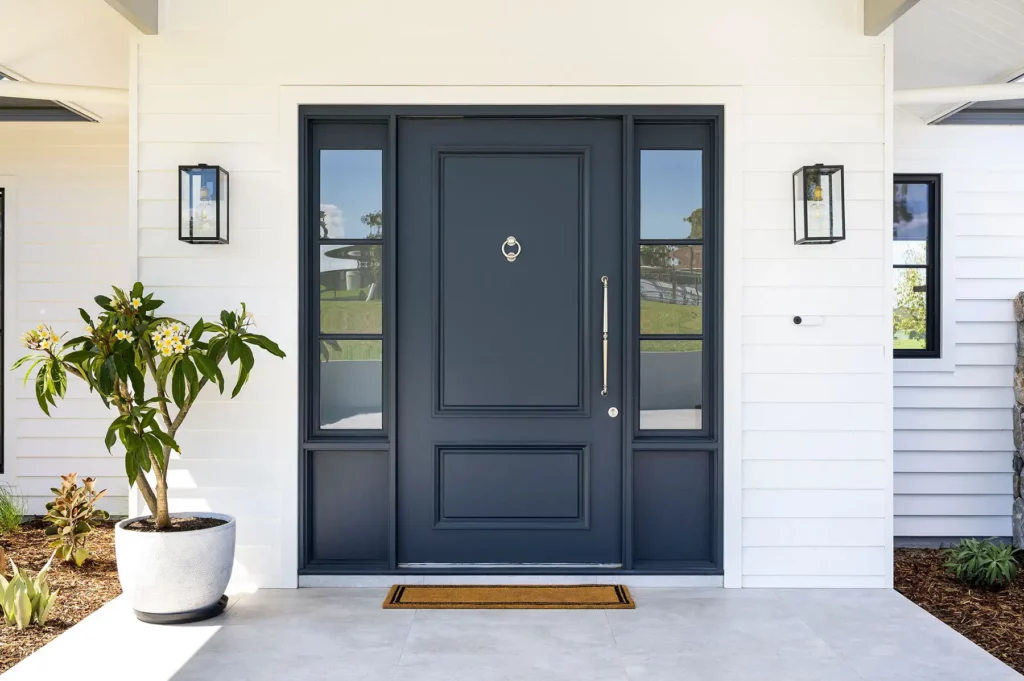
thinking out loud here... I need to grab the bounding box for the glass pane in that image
[893,183,929,264]
[640,150,703,240]
[640,244,703,335]
[180,166,219,240]
[639,340,702,430]
[319,150,383,239]
[320,340,383,430]
[893,267,928,350]
[320,244,382,334]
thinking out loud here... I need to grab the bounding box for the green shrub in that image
[44,473,109,566]
[0,485,25,534]
[943,538,1019,589]
[0,554,58,629]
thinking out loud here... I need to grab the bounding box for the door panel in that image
[397,118,622,565]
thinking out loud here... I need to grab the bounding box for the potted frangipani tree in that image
[12,283,284,623]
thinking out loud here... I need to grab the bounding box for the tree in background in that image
[684,207,703,240]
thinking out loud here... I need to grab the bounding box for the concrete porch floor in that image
[4,588,1021,680]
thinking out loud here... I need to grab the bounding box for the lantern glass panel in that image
[180,166,222,242]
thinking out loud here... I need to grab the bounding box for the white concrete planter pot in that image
[115,512,235,624]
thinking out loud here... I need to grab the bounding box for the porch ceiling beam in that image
[895,83,1024,105]
[864,0,921,36]
[0,79,129,105]
[102,0,158,35]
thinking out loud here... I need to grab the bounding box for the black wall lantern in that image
[179,164,229,244]
[793,164,845,245]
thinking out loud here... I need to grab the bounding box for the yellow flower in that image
[171,324,182,333]
[130,298,142,310]
[184,338,194,348]
[36,324,46,332]
[116,330,128,341]
[39,338,51,350]
[85,325,94,334]
[160,346,173,357]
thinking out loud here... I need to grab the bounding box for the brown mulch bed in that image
[0,519,121,674]
[895,548,1024,674]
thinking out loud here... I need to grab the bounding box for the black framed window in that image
[309,123,388,434]
[893,174,940,358]
[634,124,715,435]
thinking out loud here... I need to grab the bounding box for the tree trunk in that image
[154,474,171,530]
[1013,293,1024,548]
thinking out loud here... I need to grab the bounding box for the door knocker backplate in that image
[502,236,521,262]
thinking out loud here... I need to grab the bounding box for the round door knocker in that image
[502,236,521,262]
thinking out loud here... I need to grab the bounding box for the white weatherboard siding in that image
[894,109,1024,540]
[0,122,129,515]
[126,0,893,588]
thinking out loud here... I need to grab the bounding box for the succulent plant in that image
[0,554,58,629]
[44,473,109,566]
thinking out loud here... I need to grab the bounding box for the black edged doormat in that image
[382,584,635,609]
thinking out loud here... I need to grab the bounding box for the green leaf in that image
[143,433,165,471]
[121,430,143,453]
[150,430,180,452]
[104,428,117,453]
[35,366,51,416]
[208,337,227,361]
[79,308,94,327]
[239,341,254,373]
[50,362,67,399]
[231,362,251,398]
[192,352,218,382]
[94,295,114,311]
[243,334,286,358]
[180,356,198,395]
[189,318,205,344]
[98,356,116,394]
[127,363,146,402]
[112,353,128,382]
[171,363,186,408]
[131,282,143,299]
[62,350,95,365]
[228,335,243,363]
[220,310,231,327]
[125,450,139,487]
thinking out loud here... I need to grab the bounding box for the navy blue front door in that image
[396,118,623,565]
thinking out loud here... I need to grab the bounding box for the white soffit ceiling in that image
[0,0,130,122]
[894,0,1024,122]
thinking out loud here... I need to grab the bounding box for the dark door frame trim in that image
[298,106,724,575]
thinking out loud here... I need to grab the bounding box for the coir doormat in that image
[382,584,635,609]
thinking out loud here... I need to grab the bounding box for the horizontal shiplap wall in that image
[894,110,1024,540]
[135,0,891,588]
[0,122,129,515]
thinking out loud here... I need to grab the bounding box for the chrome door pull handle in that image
[601,276,609,397]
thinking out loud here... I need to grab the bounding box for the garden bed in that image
[0,519,120,673]
[895,548,1024,675]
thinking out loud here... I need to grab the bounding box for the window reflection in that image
[639,340,702,430]
[319,150,383,239]
[320,340,383,430]
[640,150,703,240]
[640,245,703,335]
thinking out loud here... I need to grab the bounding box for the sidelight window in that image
[637,138,707,431]
[313,129,387,432]
[893,174,940,358]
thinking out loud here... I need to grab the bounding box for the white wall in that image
[894,109,1024,540]
[124,0,895,588]
[1,122,129,515]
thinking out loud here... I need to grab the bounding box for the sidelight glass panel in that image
[893,267,927,351]
[640,244,703,335]
[320,340,383,430]
[893,182,929,265]
[320,244,383,334]
[640,150,703,240]
[639,340,702,430]
[319,150,383,239]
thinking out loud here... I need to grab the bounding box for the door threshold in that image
[299,574,724,588]
[398,563,623,569]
